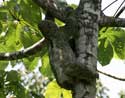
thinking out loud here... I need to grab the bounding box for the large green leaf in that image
[40,52,53,78]
[98,38,113,66]
[20,27,41,48]
[20,30,34,48]
[0,20,24,52]
[98,28,125,65]
[1,21,22,51]
[45,81,72,98]
[0,0,42,52]
[19,0,41,26]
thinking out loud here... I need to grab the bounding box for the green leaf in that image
[0,21,23,52]
[20,31,33,48]
[6,70,20,82]
[113,39,125,59]
[23,57,39,71]
[14,23,23,50]
[0,6,8,13]
[19,0,41,26]
[0,61,9,70]
[98,38,113,66]
[98,28,125,65]
[110,28,125,59]
[40,52,53,78]
[45,81,72,98]
[0,70,5,83]
[0,44,6,52]
[0,12,7,21]
[55,18,65,27]
[70,4,78,9]
[19,25,41,48]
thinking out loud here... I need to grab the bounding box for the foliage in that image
[0,70,31,98]
[0,0,125,98]
[98,28,125,66]
[45,81,72,98]
[96,79,109,98]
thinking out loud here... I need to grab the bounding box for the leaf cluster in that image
[98,28,125,66]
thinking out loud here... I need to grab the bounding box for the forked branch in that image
[32,0,67,22]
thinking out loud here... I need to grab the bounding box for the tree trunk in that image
[32,0,101,98]
[38,0,101,98]
[72,0,101,98]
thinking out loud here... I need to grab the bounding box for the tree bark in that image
[72,0,101,98]
[38,0,101,98]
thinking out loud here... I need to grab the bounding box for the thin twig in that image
[102,0,118,11]
[103,0,125,32]
[115,6,125,17]
[114,0,125,16]
[98,69,125,81]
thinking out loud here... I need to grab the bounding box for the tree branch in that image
[32,0,67,22]
[0,38,47,60]
[99,16,125,27]
[98,69,125,81]
[100,7,125,28]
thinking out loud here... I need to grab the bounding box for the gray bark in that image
[38,0,101,98]
[72,0,101,98]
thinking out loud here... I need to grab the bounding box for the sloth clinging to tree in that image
[38,0,98,98]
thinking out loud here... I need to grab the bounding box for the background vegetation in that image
[0,0,125,98]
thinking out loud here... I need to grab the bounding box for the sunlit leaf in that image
[98,28,125,65]
[40,52,53,78]
[45,81,72,98]
[19,25,41,48]
[109,28,125,59]
[19,0,41,26]
[55,18,65,27]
